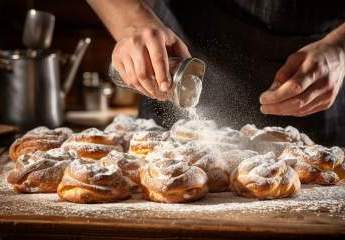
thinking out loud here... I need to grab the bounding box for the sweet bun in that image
[140,157,208,203]
[100,150,145,191]
[174,141,231,193]
[231,152,301,199]
[104,115,164,151]
[62,128,123,160]
[7,148,76,193]
[170,119,217,143]
[9,127,73,161]
[279,145,344,185]
[240,124,314,155]
[128,130,170,157]
[57,158,130,203]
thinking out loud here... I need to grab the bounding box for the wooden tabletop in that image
[1,151,344,240]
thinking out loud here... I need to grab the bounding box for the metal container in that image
[22,9,55,49]
[83,72,114,111]
[109,57,206,108]
[0,38,91,130]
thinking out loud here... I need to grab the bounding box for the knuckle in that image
[289,80,303,94]
[153,55,166,67]
[137,71,148,80]
[129,36,142,46]
[296,98,306,108]
[142,27,160,38]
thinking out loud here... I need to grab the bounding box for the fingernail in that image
[260,106,266,114]
[260,92,269,104]
[160,82,170,92]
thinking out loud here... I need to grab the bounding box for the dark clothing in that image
[139,0,345,146]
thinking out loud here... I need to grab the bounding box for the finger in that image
[122,55,152,98]
[260,61,320,105]
[172,38,191,58]
[139,47,169,101]
[293,91,333,117]
[274,52,306,86]
[131,46,157,96]
[145,31,171,92]
[260,77,330,115]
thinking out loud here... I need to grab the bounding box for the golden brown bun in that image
[280,145,344,185]
[231,152,301,199]
[57,158,130,203]
[9,127,73,161]
[140,157,208,203]
[62,128,123,160]
[7,148,75,193]
[128,130,170,157]
[100,150,145,192]
[104,115,164,151]
[240,124,314,155]
[170,119,217,143]
[174,141,232,193]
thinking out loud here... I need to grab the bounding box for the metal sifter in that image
[109,57,206,108]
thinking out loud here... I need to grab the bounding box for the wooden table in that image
[0,151,344,240]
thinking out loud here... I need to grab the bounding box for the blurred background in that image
[0,0,139,136]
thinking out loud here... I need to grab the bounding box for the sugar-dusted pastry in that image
[197,127,250,152]
[100,150,145,191]
[57,158,130,203]
[279,145,344,185]
[61,128,123,160]
[104,115,164,150]
[9,126,73,161]
[173,141,232,193]
[140,157,208,203]
[240,124,314,155]
[170,119,217,143]
[7,148,76,193]
[128,130,170,157]
[231,152,301,199]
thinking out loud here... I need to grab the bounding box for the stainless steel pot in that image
[0,38,91,129]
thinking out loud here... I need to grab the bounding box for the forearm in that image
[87,0,164,40]
[322,22,345,49]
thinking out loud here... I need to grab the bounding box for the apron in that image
[139,0,345,146]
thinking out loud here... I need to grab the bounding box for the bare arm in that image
[87,0,191,99]
[87,0,163,40]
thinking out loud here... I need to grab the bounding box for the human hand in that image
[260,39,345,117]
[112,25,191,100]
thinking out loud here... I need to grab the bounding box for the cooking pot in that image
[0,38,91,130]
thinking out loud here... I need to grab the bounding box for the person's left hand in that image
[260,39,345,117]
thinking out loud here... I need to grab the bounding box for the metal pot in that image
[0,38,91,130]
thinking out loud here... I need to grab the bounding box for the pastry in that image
[179,142,233,192]
[7,148,76,193]
[128,130,170,157]
[240,124,314,155]
[104,115,164,151]
[170,119,217,143]
[140,157,208,203]
[279,145,344,185]
[61,128,123,160]
[9,126,73,161]
[231,152,301,199]
[104,115,163,133]
[100,150,145,191]
[57,158,130,203]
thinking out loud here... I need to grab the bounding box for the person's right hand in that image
[112,25,191,100]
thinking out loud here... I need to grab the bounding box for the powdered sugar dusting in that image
[1,170,344,220]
